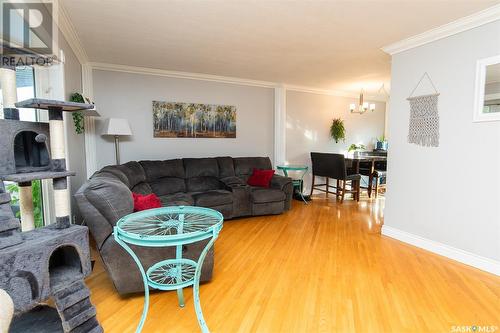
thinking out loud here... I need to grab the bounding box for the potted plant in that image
[376,135,388,150]
[347,143,366,153]
[330,118,346,143]
[69,93,95,134]
[70,92,85,134]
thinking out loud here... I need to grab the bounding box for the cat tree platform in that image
[0,171,76,183]
[15,98,94,112]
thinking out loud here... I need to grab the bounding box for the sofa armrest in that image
[270,174,292,191]
[74,177,133,250]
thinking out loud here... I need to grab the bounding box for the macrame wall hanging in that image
[407,72,440,147]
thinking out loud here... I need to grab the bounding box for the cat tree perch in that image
[1,98,93,231]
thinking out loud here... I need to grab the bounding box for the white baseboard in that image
[381,225,500,276]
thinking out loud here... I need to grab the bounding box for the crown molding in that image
[89,62,278,89]
[285,84,388,102]
[382,4,500,55]
[89,62,388,101]
[57,1,89,64]
[285,84,358,99]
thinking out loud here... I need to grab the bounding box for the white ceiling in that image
[61,0,499,95]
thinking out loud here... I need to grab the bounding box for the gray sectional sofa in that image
[75,156,292,295]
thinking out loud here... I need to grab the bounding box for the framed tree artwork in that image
[153,101,236,138]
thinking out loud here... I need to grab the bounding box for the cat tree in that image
[0,66,103,332]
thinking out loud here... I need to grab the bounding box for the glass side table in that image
[276,165,309,204]
[114,206,224,333]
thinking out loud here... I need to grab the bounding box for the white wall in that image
[286,90,386,191]
[384,21,500,271]
[59,31,85,223]
[92,70,275,168]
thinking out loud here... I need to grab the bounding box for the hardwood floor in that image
[86,196,500,332]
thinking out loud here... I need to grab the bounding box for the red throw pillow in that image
[247,168,275,188]
[132,192,162,212]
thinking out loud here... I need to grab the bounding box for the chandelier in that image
[349,89,375,114]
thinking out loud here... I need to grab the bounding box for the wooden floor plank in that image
[86,196,500,332]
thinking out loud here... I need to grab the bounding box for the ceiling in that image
[61,0,499,95]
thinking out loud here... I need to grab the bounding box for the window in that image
[0,66,45,227]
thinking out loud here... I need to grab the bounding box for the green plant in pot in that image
[70,92,85,134]
[330,118,346,143]
[376,135,388,150]
[347,143,366,152]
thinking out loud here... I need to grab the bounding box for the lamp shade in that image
[102,118,132,136]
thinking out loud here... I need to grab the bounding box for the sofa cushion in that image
[253,201,284,216]
[234,157,273,176]
[150,177,186,196]
[186,176,223,192]
[159,192,194,206]
[216,156,235,178]
[140,159,185,181]
[251,188,286,204]
[97,166,130,187]
[184,158,219,178]
[220,176,246,187]
[131,182,152,195]
[83,177,133,226]
[117,161,147,188]
[192,190,233,207]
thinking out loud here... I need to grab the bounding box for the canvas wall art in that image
[153,101,236,138]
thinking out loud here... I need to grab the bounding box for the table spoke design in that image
[120,212,221,237]
[147,259,197,287]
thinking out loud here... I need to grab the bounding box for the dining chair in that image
[371,160,387,197]
[310,152,361,203]
[359,159,387,198]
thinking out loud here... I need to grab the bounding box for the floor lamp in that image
[102,118,132,165]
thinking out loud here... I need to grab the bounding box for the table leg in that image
[368,160,375,198]
[299,172,308,205]
[114,229,149,333]
[176,215,185,307]
[353,160,360,200]
[193,231,219,333]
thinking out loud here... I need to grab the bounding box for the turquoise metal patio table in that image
[277,164,309,204]
[114,206,224,333]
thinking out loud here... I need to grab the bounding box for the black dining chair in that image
[359,157,387,198]
[371,161,387,197]
[310,152,361,203]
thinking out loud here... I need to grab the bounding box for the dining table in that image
[345,154,387,195]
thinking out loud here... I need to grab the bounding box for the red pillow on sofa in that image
[132,192,162,212]
[247,168,275,188]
